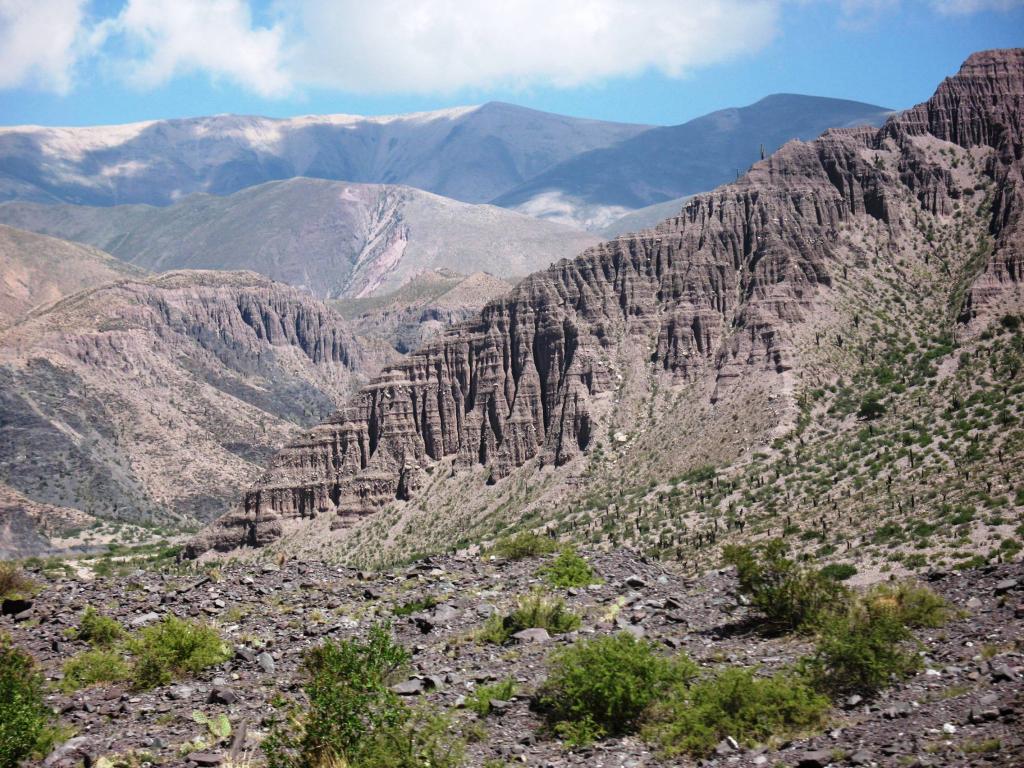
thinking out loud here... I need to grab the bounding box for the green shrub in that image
[393,595,439,616]
[538,548,601,588]
[819,563,857,582]
[61,648,130,692]
[128,616,230,690]
[467,679,516,716]
[537,633,697,744]
[867,581,950,628]
[857,393,886,420]
[262,623,410,768]
[644,667,829,757]
[489,532,558,560]
[723,540,848,633]
[478,592,580,645]
[0,635,54,768]
[0,564,34,600]
[192,710,232,740]
[76,607,124,647]
[354,705,465,768]
[808,600,920,696]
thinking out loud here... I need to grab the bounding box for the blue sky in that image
[1,1,1022,128]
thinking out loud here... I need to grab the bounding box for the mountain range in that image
[186,50,1024,580]
[0,180,597,299]
[494,94,894,229]
[0,96,890,233]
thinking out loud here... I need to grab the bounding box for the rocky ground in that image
[3,550,1022,768]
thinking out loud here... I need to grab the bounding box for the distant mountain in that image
[0,96,893,235]
[492,94,893,229]
[0,269,396,528]
[0,224,143,327]
[0,103,648,207]
[0,179,600,299]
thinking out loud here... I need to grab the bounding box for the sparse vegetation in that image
[537,547,601,588]
[537,633,697,745]
[61,648,131,692]
[819,563,857,582]
[644,667,829,758]
[807,597,922,697]
[478,592,580,645]
[723,540,847,632]
[866,581,951,628]
[393,595,440,616]
[0,564,35,600]
[467,679,517,716]
[488,532,558,560]
[1,634,57,768]
[127,617,231,690]
[262,624,463,768]
[75,606,125,647]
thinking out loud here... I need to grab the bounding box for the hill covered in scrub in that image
[189,49,1024,580]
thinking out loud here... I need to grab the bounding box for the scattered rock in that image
[1,598,32,616]
[391,678,425,696]
[43,736,96,768]
[994,579,1019,595]
[186,752,223,766]
[207,686,238,705]
[511,628,551,644]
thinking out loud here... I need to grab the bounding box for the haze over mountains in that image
[495,94,893,228]
[0,103,647,208]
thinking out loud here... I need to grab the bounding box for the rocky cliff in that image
[188,50,1024,559]
[0,270,396,529]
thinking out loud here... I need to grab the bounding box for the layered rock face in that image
[898,49,1024,321]
[0,271,394,529]
[189,49,1024,556]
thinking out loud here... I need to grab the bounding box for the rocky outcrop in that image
[189,49,1024,556]
[0,270,395,532]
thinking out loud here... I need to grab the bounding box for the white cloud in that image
[930,0,1024,13]
[10,0,1017,99]
[285,0,780,93]
[94,0,290,97]
[0,0,86,93]
[0,0,782,97]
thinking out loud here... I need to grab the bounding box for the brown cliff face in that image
[188,49,1024,558]
[0,271,395,529]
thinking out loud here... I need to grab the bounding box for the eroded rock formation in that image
[188,49,1024,556]
[0,270,394,529]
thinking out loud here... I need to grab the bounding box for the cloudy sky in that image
[1,0,1022,126]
